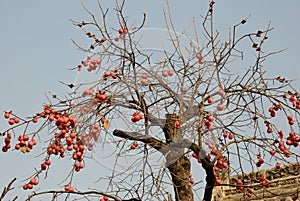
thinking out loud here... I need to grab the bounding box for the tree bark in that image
[163,114,194,201]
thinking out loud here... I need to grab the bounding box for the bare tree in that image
[1,1,300,201]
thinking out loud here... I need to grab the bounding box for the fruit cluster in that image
[1,133,12,152]
[131,112,143,123]
[4,111,20,125]
[23,178,39,190]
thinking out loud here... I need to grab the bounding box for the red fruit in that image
[45,159,51,166]
[174,120,181,128]
[73,144,79,150]
[267,127,272,133]
[141,78,147,84]
[222,162,228,168]
[138,113,143,120]
[2,146,8,152]
[4,112,11,119]
[103,196,109,201]
[28,140,34,148]
[130,144,137,150]
[270,150,275,156]
[15,144,21,150]
[247,192,252,197]
[4,138,10,145]
[236,179,242,185]
[14,117,19,123]
[5,144,11,149]
[286,140,293,146]
[118,28,124,34]
[196,53,203,60]
[70,132,76,139]
[23,184,28,190]
[82,60,89,67]
[30,178,38,185]
[268,107,274,113]
[217,89,224,96]
[213,166,219,173]
[279,145,285,151]
[78,145,85,152]
[167,70,174,76]
[8,118,15,125]
[189,178,195,184]
[64,185,70,191]
[278,130,284,139]
[101,117,107,124]
[67,145,73,151]
[32,117,38,123]
[289,131,295,138]
[141,74,147,79]
[223,132,228,138]
[204,120,211,127]
[192,152,198,158]
[275,163,280,169]
[162,71,168,77]
[270,111,276,117]
[259,176,265,182]
[289,96,295,103]
[27,183,33,189]
[283,149,290,157]
[19,140,26,146]
[215,177,222,185]
[293,141,299,147]
[207,115,214,122]
[217,104,223,111]
[23,135,29,141]
[287,115,293,121]
[48,115,55,121]
[228,133,233,140]
[76,151,83,158]
[66,136,73,145]
[238,186,244,191]
[131,115,140,123]
[97,93,106,101]
[69,186,74,192]
[207,97,214,104]
[261,180,269,187]
[258,158,264,164]
[289,120,294,125]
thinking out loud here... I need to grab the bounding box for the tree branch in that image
[113,129,167,151]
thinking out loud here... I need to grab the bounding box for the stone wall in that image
[212,163,300,201]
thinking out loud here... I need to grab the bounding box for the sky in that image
[0,0,300,200]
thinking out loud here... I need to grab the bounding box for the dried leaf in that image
[20,146,27,154]
[103,119,110,130]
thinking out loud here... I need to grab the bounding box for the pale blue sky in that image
[0,1,300,200]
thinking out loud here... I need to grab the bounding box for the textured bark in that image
[190,144,215,201]
[163,114,194,201]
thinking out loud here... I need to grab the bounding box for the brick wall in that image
[212,163,300,201]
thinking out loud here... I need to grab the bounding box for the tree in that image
[1,0,300,201]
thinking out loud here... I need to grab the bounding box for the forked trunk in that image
[163,114,194,201]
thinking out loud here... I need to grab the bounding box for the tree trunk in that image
[163,114,194,201]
